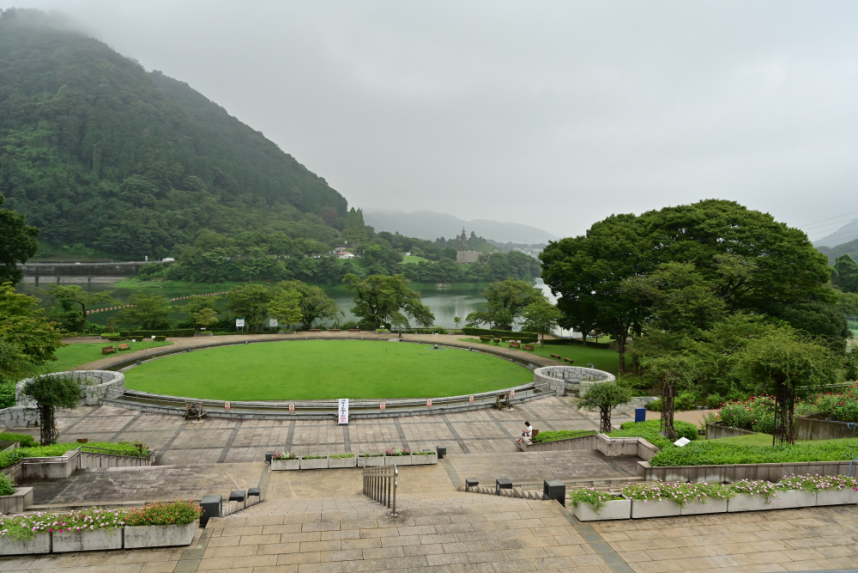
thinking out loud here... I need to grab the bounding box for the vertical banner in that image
[426,398,433,408]
[469,395,474,403]
[510,389,515,398]
[380,402,386,410]
[289,403,295,414]
[224,401,231,410]
[338,399,349,425]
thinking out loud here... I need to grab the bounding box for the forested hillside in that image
[0,9,347,260]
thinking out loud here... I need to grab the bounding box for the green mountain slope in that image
[0,9,347,259]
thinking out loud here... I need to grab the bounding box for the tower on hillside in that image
[458,228,467,263]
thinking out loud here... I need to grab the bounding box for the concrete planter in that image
[573,499,631,521]
[124,521,197,549]
[299,457,329,470]
[775,490,816,509]
[270,458,299,471]
[328,456,356,469]
[727,493,774,513]
[359,456,384,468]
[0,487,33,514]
[680,498,727,516]
[628,497,681,519]
[52,528,123,553]
[412,452,438,465]
[816,488,858,506]
[0,533,50,555]
[385,455,412,466]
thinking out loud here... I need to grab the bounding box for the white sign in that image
[380,402,386,410]
[510,389,515,398]
[269,319,278,327]
[289,403,295,413]
[224,402,230,410]
[426,398,433,408]
[236,319,245,327]
[674,437,691,447]
[338,399,349,425]
[469,395,474,403]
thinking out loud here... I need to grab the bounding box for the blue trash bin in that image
[635,407,646,423]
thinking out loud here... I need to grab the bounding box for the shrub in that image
[359,452,382,457]
[776,474,858,492]
[272,451,296,460]
[385,448,411,456]
[123,500,202,526]
[0,433,37,447]
[413,450,435,455]
[675,391,700,411]
[541,338,612,349]
[728,479,778,501]
[0,383,15,409]
[479,335,492,342]
[0,473,15,496]
[622,482,732,508]
[649,438,858,467]
[303,455,326,460]
[329,453,355,459]
[531,430,597,444]
[569,488,615,512]
[646,398,662,412]
[705,393,723,410]
[462,327,539,338]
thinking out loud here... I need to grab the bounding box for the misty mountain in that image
[813,218,858,249]
[364,210,557,244]
[0,8,347,259]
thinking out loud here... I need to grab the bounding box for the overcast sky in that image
[6,1,858,242]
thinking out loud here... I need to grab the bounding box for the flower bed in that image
[0,501,201,555]
[649,439,858,467]
[570,475,858,521]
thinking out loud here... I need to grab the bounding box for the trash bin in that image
[635,408,646,423]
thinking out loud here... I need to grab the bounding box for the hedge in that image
[606,420,698,450]
[101,329,195,338]
[541,338,612,349]
[650,438,858,467]
[0,441,150,469]
[462,327,539,338]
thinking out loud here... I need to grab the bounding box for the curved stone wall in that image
[533,365,615,396]
[16,370,125,407]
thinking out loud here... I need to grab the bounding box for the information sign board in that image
[338,399,349,425]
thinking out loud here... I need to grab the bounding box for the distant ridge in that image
[364,210,557,244]
[813,218,858,249]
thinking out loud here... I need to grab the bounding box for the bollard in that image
[496,478,513,495]
[543,479,566,506]
[437,446,447,459]
[465,478,479,492]
[200,495,223,527]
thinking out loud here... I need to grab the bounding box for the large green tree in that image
[520,300,562,347]
[0,283,65,381]
[40,285,116,332]
[832,254,858,293]
[277,281,341,330]
[180,295,221,330]
[226,284,273,332]
[0,193,39,285]
[466,278,545,330]
[119,293,172,330]
[343,274,434,329]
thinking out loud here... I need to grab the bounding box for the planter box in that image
[775,490,816,509]
[681,498,727,516]
[270,458,299,471]
[52,528,122,553]
[573,499,631,522]
[629,498,681,519]
[412,452,438,465]
[727,493,774,513]
[300,457,329,470]
[124,521,197,549]
[0,487,33,515]
[816,488,858,506]
[328,456,356,469]
[0,533,50,555]
[359,456,384,468]
[385,455,411,466]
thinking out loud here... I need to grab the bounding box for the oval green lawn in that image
[123,340,532,401]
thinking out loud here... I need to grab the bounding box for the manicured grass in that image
[124,340,532,400]
[458,337,626,375]
[650,437,858,467]
[401,255,430,264]
[50,341,173,372]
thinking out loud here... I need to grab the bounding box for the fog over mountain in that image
[364,211,556,244]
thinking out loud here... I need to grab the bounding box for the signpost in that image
[236,318,245,333]
[338,399,349,425]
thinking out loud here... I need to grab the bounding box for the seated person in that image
[515,421,533,443]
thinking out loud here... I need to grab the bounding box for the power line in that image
[772,167,858,209]
[798,208,858,231]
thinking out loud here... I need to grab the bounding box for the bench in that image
[329,329,341,332]
[563,357,574,364]
[523,345,534,351]
[349,328,361,332]
[494,394,512,410]
[118,344,131,351]
[550,354,561,359]
[102,346,116,355]
[509,341,520,349]
[309,329,321,332]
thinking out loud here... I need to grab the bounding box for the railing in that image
[363,465,398,517]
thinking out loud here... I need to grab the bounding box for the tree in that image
[181,295,221,330]
[737,328,837,445]
[466,278,545,330]
[226,284,272,332]
[0,283,65,380]
[343,273,434,329]
[119,293,172,330]
[343,208,373,244]
[577,382,633,433]
[268,286,302,329]
[41,285,116,332]
[277,281,341,330]
[644,354,700,440]
[23,373,82,445]
[0,193,39,285]
[832,254,858,293]
[454,316,461,330]
[520,300,562,347]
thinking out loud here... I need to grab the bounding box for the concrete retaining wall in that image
[21,448,154,480]
[518,433,659,461]
[15,371,125,408]
[0,407,40,429]
[705,423,758,440]
[532,365,615,397]
[637,459,856,483]
[795,416,858,441]
[79,450,155,469]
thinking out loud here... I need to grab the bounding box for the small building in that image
[456,251,481,264]
[337,250,356,259]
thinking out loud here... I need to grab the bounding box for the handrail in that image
[362,464,398,517]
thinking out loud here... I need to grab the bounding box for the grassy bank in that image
[458,337,626,375]
[50,340,173,371]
